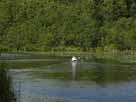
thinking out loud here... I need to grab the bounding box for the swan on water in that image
[72,56,77,62]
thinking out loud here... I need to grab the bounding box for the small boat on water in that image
[72,56,77,62]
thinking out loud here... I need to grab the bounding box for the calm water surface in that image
[4,53,136,102]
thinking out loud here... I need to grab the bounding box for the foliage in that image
[0,63,16,102]
[0,0,136,51]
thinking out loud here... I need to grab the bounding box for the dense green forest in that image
[0,0,136,52]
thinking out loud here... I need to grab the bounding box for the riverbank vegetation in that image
[0,64,16,102]
[0,0,136,52]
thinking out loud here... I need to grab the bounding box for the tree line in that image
[0,0,136,51]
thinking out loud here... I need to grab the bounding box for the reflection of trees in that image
[32,62,136,85]
[0,63,16,102]
[91,64,136,85]
[92,66,105,86]
[76,63,136,85]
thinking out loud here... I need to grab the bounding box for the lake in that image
[1,53,136,102]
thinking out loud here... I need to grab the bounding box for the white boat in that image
[72,56,77,62]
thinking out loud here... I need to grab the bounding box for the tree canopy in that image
[0,0,136,51]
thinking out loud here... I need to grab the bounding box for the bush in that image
[0,45,10,52]
[0,64,16,102]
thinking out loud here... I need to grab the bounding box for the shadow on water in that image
[0,63,16,102]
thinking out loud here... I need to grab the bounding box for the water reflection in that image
[71,61,77,80]
[7,55,136,102]
[92,65,106,87]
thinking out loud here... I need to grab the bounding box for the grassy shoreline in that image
[1,49,136,56]
[4,50,136,60]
